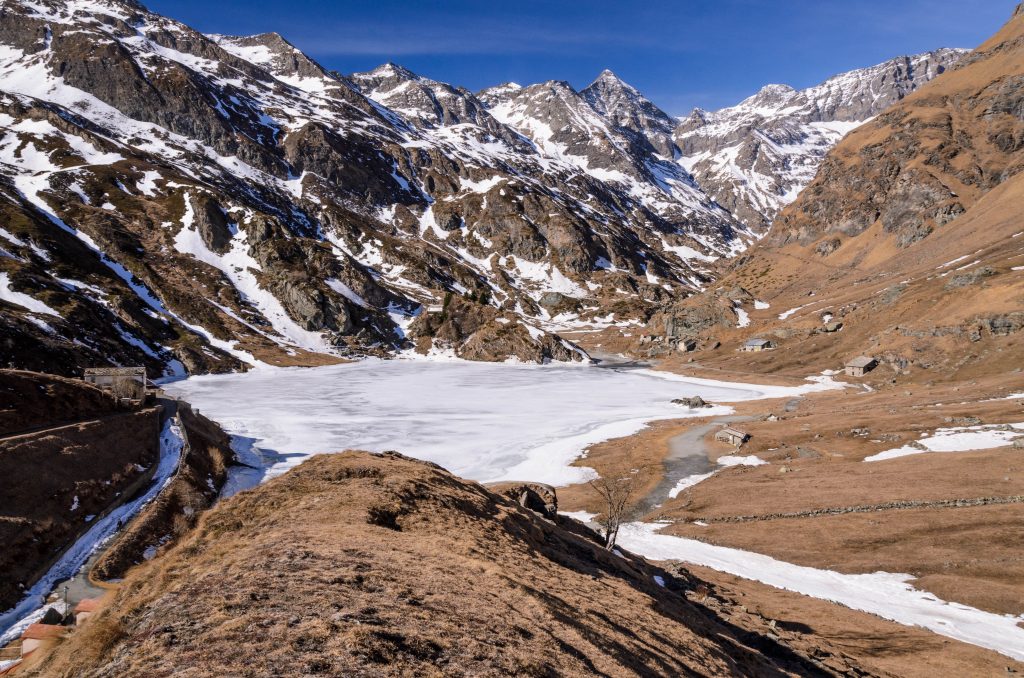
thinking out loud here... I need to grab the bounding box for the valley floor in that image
[8,348,1022,674]
[557,334,1024,669]
[156,350,1024,670]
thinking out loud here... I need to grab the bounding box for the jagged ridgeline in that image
[0,0,962,375]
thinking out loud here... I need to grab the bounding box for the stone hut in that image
[715,427,749,446]
[742,338,773,352]
[845,356,877,377]
[83,367,147,400]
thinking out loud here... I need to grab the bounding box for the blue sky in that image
[148,0,1016,115]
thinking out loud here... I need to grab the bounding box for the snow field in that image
[865,422,1024,462]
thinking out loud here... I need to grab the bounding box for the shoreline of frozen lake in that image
[165,359,839,491]
[591,517,1024,662]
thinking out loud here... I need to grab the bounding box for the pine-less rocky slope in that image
[676,49,966,230]
[0,0,961,376]
[645,6,1024,381]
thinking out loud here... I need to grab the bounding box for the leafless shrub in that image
[588,466,652,550]
[110,377,145,401]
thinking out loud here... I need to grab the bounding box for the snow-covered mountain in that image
[478,75,742,256]
[676,49,968,229]
[0,0,964,376]
[581,69,678,158]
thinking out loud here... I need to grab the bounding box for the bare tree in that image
[588,469,644,550]
[110,377,145,401]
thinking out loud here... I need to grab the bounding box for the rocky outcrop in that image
[677,49,967,231]
[652,290,741,340]
[487,481,558,518]
[772,32,1023,249]
[408,295,584,363]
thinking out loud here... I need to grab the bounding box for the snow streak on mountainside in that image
[676,49,968,229]
[0,0,965,376]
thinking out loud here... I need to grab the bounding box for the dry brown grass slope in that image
[649,7,1024,382]
[24,451,837,678]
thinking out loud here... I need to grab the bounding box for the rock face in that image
[0,0,964,375]
[407,295,584,363]
[677,49,967,231]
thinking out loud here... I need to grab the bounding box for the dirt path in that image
[630,413,757,518]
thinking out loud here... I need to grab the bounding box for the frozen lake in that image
[165,359,834,489]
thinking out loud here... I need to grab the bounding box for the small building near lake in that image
[742,338,773,352]
[715,426,749,446]
[83,367,147,400]
[844,356,878,377]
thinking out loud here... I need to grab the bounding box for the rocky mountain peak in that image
[587,68,634,92]
[580,69,677,157]
[744,83,799,107]
[475,81,522,103]
[348,62,428,101]
[674,47,968,231]
[353,61,421,85]
[211,32,317,77]
[348,62,519,137]
[583,69,644,109]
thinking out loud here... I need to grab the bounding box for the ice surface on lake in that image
[166,360,831,488]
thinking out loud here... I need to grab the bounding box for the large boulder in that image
[487,481,558,519]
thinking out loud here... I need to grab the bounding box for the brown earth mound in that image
[0,406,159,611]
[0,369,121,436]
[26,451,833,677]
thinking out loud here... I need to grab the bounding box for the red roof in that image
[20,624,65,640]
[73,598,101,613]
